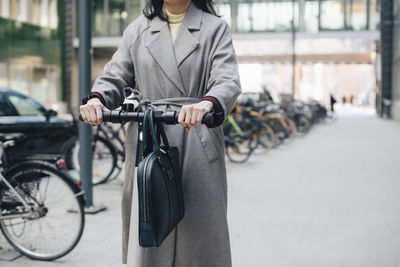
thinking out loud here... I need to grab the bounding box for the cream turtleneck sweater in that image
[165,9,186,42]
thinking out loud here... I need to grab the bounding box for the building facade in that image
[73,0,380,111]
[89,0,380,36]
[0,0,384,114]
[0,1,387,114]
[0,0,72,112]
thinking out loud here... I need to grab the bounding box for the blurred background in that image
[0,0,400,267]
[0,0,397,118]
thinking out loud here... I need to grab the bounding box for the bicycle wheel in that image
[285,117,298,139]
[0,161,85,261]
[256,123,277,152]
[225,139,251,163]
[225,131,257,163]
[267,119,285,144]
[296,114,311,134]
[70,136,118,185]
[91,136,118,184]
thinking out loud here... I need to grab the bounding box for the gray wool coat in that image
[91,3,241,266]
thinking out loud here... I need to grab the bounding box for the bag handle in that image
[156,121,170,149]
[148,110,170,153]
[142,109,154,158]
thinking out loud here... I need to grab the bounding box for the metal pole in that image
[78,0,93,208]
[78,0,93,207]
[78,0,106,214]
[379,0,394,118]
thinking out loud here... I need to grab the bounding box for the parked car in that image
[0,86,77,166]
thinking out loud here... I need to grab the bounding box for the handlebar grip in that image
[173,112,214,126]
[79,110,215,126]
[201,113,214,126]
[78,111,121,123]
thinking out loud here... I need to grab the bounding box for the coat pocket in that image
[194,126,222,163]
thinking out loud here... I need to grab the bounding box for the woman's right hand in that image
[80,98,107,125]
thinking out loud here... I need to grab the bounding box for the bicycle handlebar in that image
[79,110,215,126]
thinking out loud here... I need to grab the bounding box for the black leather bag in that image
[137,109,185,247]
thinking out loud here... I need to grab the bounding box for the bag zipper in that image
[142,153,154,221]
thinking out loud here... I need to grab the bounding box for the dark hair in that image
[143,0,218,21]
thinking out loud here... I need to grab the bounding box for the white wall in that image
[1,0,10,18]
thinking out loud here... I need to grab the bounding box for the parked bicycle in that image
[67,123,125,185]
[0,134,85,261]
[223,104,277,163]
[224,92,332,163]
[223,113,258,163]
[239,97,297,143]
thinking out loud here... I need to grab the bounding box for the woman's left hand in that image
[178,101,214,131]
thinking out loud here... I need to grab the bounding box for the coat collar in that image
[149,3,203,32]
[146,3,202,95]
[181,2,202,31]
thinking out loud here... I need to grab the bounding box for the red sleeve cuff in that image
[200,96,224,128]
[81,92,106,106]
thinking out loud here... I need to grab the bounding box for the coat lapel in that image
[145,3,203,95]
[173,3,202,67]
[173,26,199,67]
[145,17,186,95]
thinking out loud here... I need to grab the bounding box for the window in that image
[0,0,6,19]
[346,0,368,30]
[8,95,43,116]
[93,0,106,36]
[223,0,296,33]
[108,0,127,36]
[369,0,380,30]
[0,97,14,116]
[90,0,378,34]
[236,3,252,32]
[251,3,271,32]
[215,4,231,28]
[127,0,144,22]
[93,0,129,37]
[320,0,345,30]
[302,0,319,32]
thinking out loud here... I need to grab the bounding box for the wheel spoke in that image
[1,167,84,260]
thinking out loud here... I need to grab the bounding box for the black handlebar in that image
[79,110,215,126]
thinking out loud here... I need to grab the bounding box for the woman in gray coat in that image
[80,0,241,265]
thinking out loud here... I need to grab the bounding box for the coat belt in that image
[141,97,201,109]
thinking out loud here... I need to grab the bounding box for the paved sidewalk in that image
[228,107,400,267]
[1,106,400,267]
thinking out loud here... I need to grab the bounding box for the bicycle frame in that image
[96,124,126,157]
[227,115,244,135]
[0,140,85,221]
[0,142,36,220]
[224,113,259,144]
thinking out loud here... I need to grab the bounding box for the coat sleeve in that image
[91,29,135,110]
[205,22,242,120]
